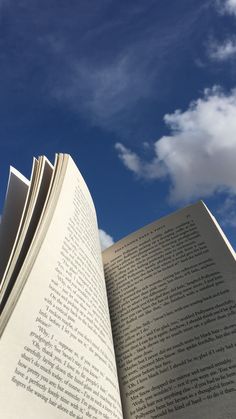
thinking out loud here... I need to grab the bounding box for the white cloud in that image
[209,2,236,63]
[209,38,236,60]
[220,0,236,15]
[99,229,114,251]
[116,86,236,203]
[115,143,167,180]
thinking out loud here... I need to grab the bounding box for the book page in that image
[103,202,236,419]
[0,156,123,419]
[0,167,29,282]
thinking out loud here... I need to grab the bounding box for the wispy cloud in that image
[208,38,236,60]
[99,229,114,250]
[53,52,156,131]
[48,2,208,135]
[116,87,236,203]
[0,0,210,138]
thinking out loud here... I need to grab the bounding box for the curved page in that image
[0,156,123,419]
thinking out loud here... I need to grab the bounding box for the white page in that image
[0,155,123,419]
[103,202,236,419]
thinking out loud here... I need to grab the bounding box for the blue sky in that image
[0,0,236,249]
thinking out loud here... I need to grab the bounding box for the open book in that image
[0,153,236,419]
